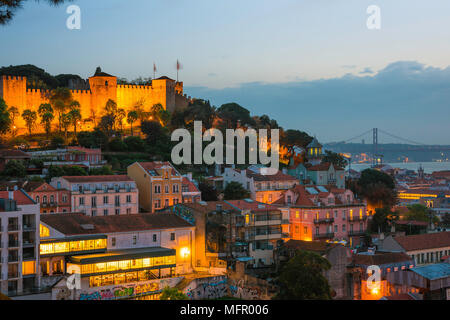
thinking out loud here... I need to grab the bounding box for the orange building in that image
[127,161,183,213]
[0,68,191,134]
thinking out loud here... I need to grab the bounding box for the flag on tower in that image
[176,60,182,82]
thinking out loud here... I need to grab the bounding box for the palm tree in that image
[61,113,71,140]
[104,99,118,129]
[116,108,126,133]
[7,106,19,135]
[41,112,54,139]
[21,109,37,136]
[68,108,82,138]
[50,87,73,132]
[127,110,138,136]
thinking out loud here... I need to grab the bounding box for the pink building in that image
[22,181,71,214]
[273,185,369,247]
[50,175,139,216]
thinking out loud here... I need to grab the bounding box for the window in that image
[334,210,338,219]
[342,224,346,232]
[342,210,346,220]
[115,209,120,215]
[153,234,157,242]
[115,196,120,206]
[62,195,67,203]
[43,195,47,204]
[154,185,161,194]
[79,197,85,205]
[155,200,161,209]
[315,227,319,235]
[91,210,97,216]
[50,195,54,203]
[111,238,116,247]
[126,208,131,214]
[304,226,308,234]
[334,225,338,233]
[133,236,137,245]
[91,197,97,208]
[103,196,109,204]
[287,195,292,204]
[36,196,40,203]
[165,185,169,194]
[103,209,108,216]
[170,233,175,241]
[173,184,179,193]
[126,195,131,203]
[165,199,169,207]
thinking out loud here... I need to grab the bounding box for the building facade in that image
[22,181,71,214]
[0,190,40,297]
[273,185,369,246]
[127,162,183,213]
[50,175,139,216]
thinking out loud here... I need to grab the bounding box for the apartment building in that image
[50,175,139,216]
[22,181,71,214]
[223,166,298,204]
[127,162,182,213]
[380,232,450,266]
[0,190,40,297]
[39,212,195,300]
[181,176,201,204]
[273,185,369,247]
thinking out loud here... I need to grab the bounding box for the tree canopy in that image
[275,250,332,300]
[224,181,250,200]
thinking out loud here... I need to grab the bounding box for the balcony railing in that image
[315,232,335,239]
[348,216,367,222]
[314,218,334,224]
[348,230,367,237]
[22,224,35,231]
[8,225,19,232]
[41,202,57,208]
[8,240,20,248]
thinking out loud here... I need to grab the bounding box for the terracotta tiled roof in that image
[226,200,280,212]
[246,170,298,182]
[182,177,200,193]
[40,213,193,235]
[284,239,328,253]
[0,149,30,159]
[60,175,133,183]
[0,190,35,206]
[21,181,47,192]
[353,252,413,266]
[138,162,179,176]
[394,232,450,252]
[307,162,344,171]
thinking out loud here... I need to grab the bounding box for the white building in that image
[0,189,40,297]
[50,175,139,216]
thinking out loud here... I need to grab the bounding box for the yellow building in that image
[127,161,183,213]
[0,68,191,133]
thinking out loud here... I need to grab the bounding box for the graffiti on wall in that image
[229,279,262,300]
[78,277,182,300]
[185,277,228,300]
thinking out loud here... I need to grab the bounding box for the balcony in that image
[314,218,334,224]
[8,240,20,248]
[348,230,367,237]
[41,202,57,208]
[314,232,335,239]
[8,224,19,232]
[348,216,367,222]
[23,224,35,232]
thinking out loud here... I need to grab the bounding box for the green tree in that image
[50,87,73,132]
[406,204,438,224]
[275,250,332,300]
[217,102,255,129]
[159,287,188,300]
[3,160,26,178]
[68,108,82,138]
[0,99,11,135]
[7,105,19,134]
[41,112,54,139]
[108,137,127,152]
[127,110,138,136]
[116,108,126,132]
[0,0,68,25]
[321,150,348,168]
[60,113,71,140]
[357,169,397,210]
[50,135,65,149]
[104,99,118,130]
[198,182,218,201]
[369,207,399,233]
[123,136,146,152]
[224,182,250,200]
[21,109,37,136]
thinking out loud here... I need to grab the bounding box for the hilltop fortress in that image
[0,67,192,133]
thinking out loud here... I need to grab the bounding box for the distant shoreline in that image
[346,161,450,174]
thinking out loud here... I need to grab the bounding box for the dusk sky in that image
[1,0,450,144]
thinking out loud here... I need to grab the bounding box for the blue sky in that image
[1,0,450,144]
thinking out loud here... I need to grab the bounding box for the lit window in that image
[22,261,36,275]
[40,224,50,238]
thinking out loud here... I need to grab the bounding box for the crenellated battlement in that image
[70,89,92,95]
[1,75,27,81]
[117,84,153,90]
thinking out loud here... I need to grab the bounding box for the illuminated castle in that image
[0,67,192,133]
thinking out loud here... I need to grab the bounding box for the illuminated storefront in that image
[40,235,108,256]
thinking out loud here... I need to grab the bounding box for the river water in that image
[346,162,450,174]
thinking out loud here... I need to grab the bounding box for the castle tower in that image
[151,76,176,113]
[0,75,27,111]
[88,67,117,112]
